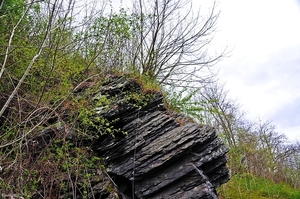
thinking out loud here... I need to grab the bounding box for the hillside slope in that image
[0,74,230,198]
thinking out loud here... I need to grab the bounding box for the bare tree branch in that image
[130,0,224,86]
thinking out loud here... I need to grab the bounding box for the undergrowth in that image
[218,174,300,199]
[0,73,163,198]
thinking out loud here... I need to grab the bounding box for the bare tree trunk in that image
[0,1,31,80]
[0,0,58,118]
[0,0,4,11]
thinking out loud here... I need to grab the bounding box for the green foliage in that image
[77,8,137,71]
[72,75,159,138]
[0,0,26,26]
[76,105,123,139]
[68,95,112,138]
[132,73,162,93]
[165,87,215,123]
[45,141,103,197]
[219,174,300,199]
[0,0,85,103]
[0,135,104,198]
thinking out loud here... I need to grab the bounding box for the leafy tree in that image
[76,8,135,73]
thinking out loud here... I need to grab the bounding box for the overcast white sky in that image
[212,0,300,141]
[112,0,300,141]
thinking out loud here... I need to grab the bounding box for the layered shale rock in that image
[91,75,230,198]
[3,75,229,199]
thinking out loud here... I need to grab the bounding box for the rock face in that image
[1,75,229,198]
[91,76,230,198]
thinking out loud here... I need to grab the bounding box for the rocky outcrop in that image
[1,75,229,199]
[91,76,230,198]
[97,114,229,198]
